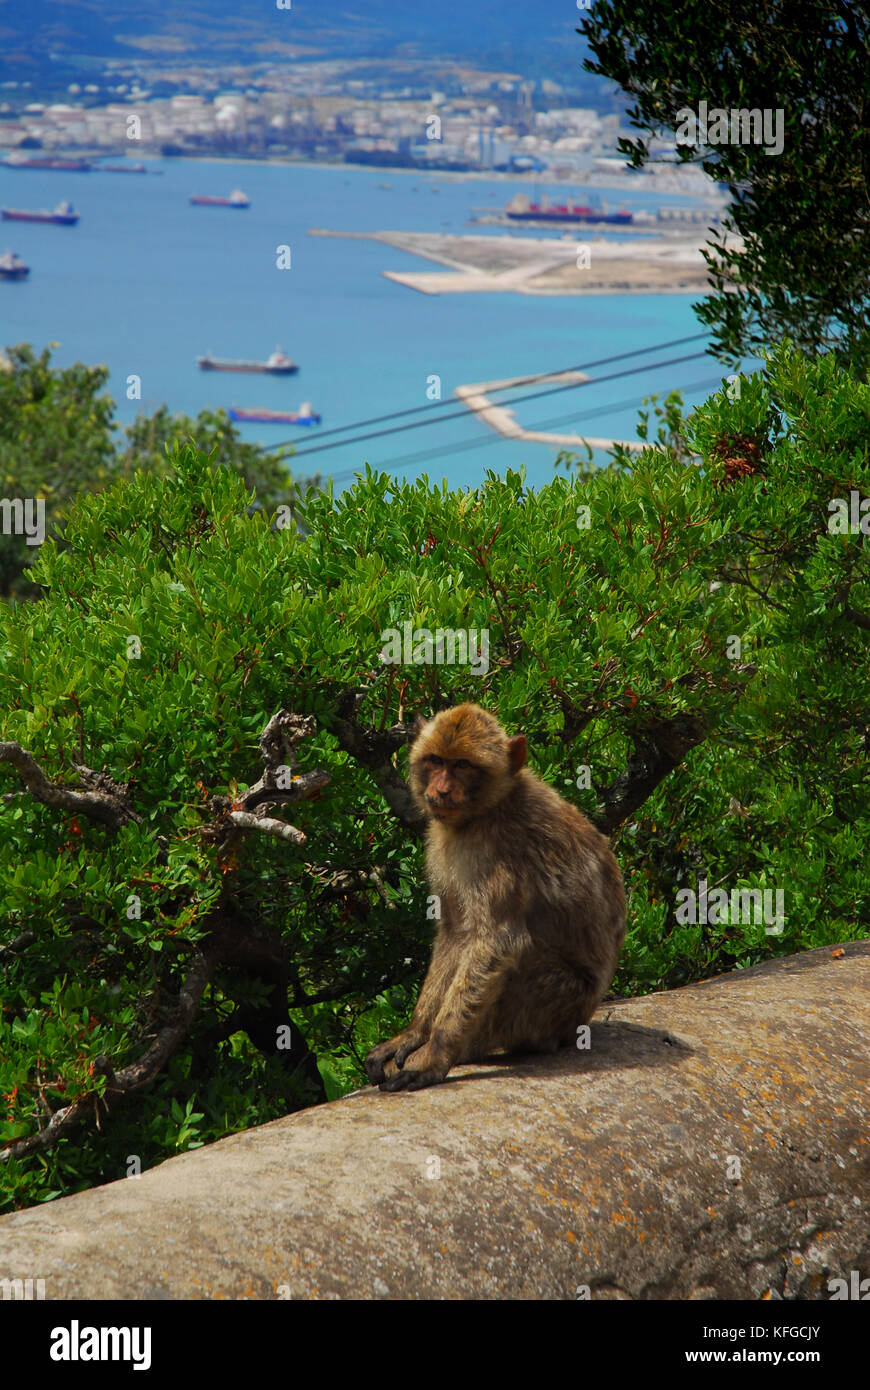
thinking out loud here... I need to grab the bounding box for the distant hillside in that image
[0,0,599,83]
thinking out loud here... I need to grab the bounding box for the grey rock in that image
[0,942,867,1300]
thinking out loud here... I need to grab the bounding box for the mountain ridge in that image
[0,0,591,79]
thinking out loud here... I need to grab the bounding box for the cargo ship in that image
[1,155,92,172]
[190,189,250,208]
[99,163,147,174]
[197,348,297,375]
[1,200,79,225]
[0,251,30,280]
[228,403,321,426]
[506,194,633,225]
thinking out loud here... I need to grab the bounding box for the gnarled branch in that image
[243,710,323,810]
[204,710,330,851]
[0,745,140,828]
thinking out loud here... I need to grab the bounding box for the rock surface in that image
[1,942,867,1300]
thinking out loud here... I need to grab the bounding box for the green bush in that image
[0,343,867,1210]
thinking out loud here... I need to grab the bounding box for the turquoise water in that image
[0,156,726,491]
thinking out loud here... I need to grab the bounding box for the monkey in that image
[365,703,626,1092]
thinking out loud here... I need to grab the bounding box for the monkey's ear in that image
[411,715,430,738]
[507,734,527,773]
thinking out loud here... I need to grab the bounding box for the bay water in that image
[0,155,725,492]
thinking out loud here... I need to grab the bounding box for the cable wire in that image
[278,348,711,462]
[331,373,730,479]
[261,331,711,455]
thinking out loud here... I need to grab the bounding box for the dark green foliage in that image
[579,1,870,373]
[118,403,317,518]
[0,346,117,599]
[0,344,314,600]
[0,345,867,1210]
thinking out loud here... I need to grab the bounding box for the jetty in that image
[455,372,645,451]
[309,227,719,296]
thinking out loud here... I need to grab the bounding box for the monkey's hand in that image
[377,1041,450,1092]
[364,1029,427,1085]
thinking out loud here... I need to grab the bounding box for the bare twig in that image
[307,863,397,904]
[242,767,330,814]
[226,811,308,846]
[243,710,321,809]
[205,710,330,852]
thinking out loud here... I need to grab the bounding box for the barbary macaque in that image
[365,704,626,1091]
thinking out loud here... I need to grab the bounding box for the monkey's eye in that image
[453,759,472,770]
[427,755,444,767]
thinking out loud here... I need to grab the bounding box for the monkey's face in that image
[415,754,484,824]
[409,705,528,824]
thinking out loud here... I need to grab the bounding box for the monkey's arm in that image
[364,921,459,1084]
[378,926,524,1091]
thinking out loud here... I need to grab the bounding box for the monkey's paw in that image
[378,1044,450,1092]
[378,1066,447,1092]
[364,1030,426,1085]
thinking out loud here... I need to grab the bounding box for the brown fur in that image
[365,704,626,1091]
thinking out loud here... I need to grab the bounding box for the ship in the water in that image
[190,189,250,208]
[506,193,633,225]
[197,348,298,375]
[1,200,79,225]
[2,155,92,172]
[0,250,30,280]
[99,163,147,174]
[228,403,320,426]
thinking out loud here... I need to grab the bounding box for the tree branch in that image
[208,906,326,1102]
[330,693,424,831]
[242,710,325,810]
[226,810,308,845]
[0,745,140,828]
[0,947,218,1163]
[0,931,36,963]
[594,714,709,834]
[204,710,330,851]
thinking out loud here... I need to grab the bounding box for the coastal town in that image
[0,53,718,200]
